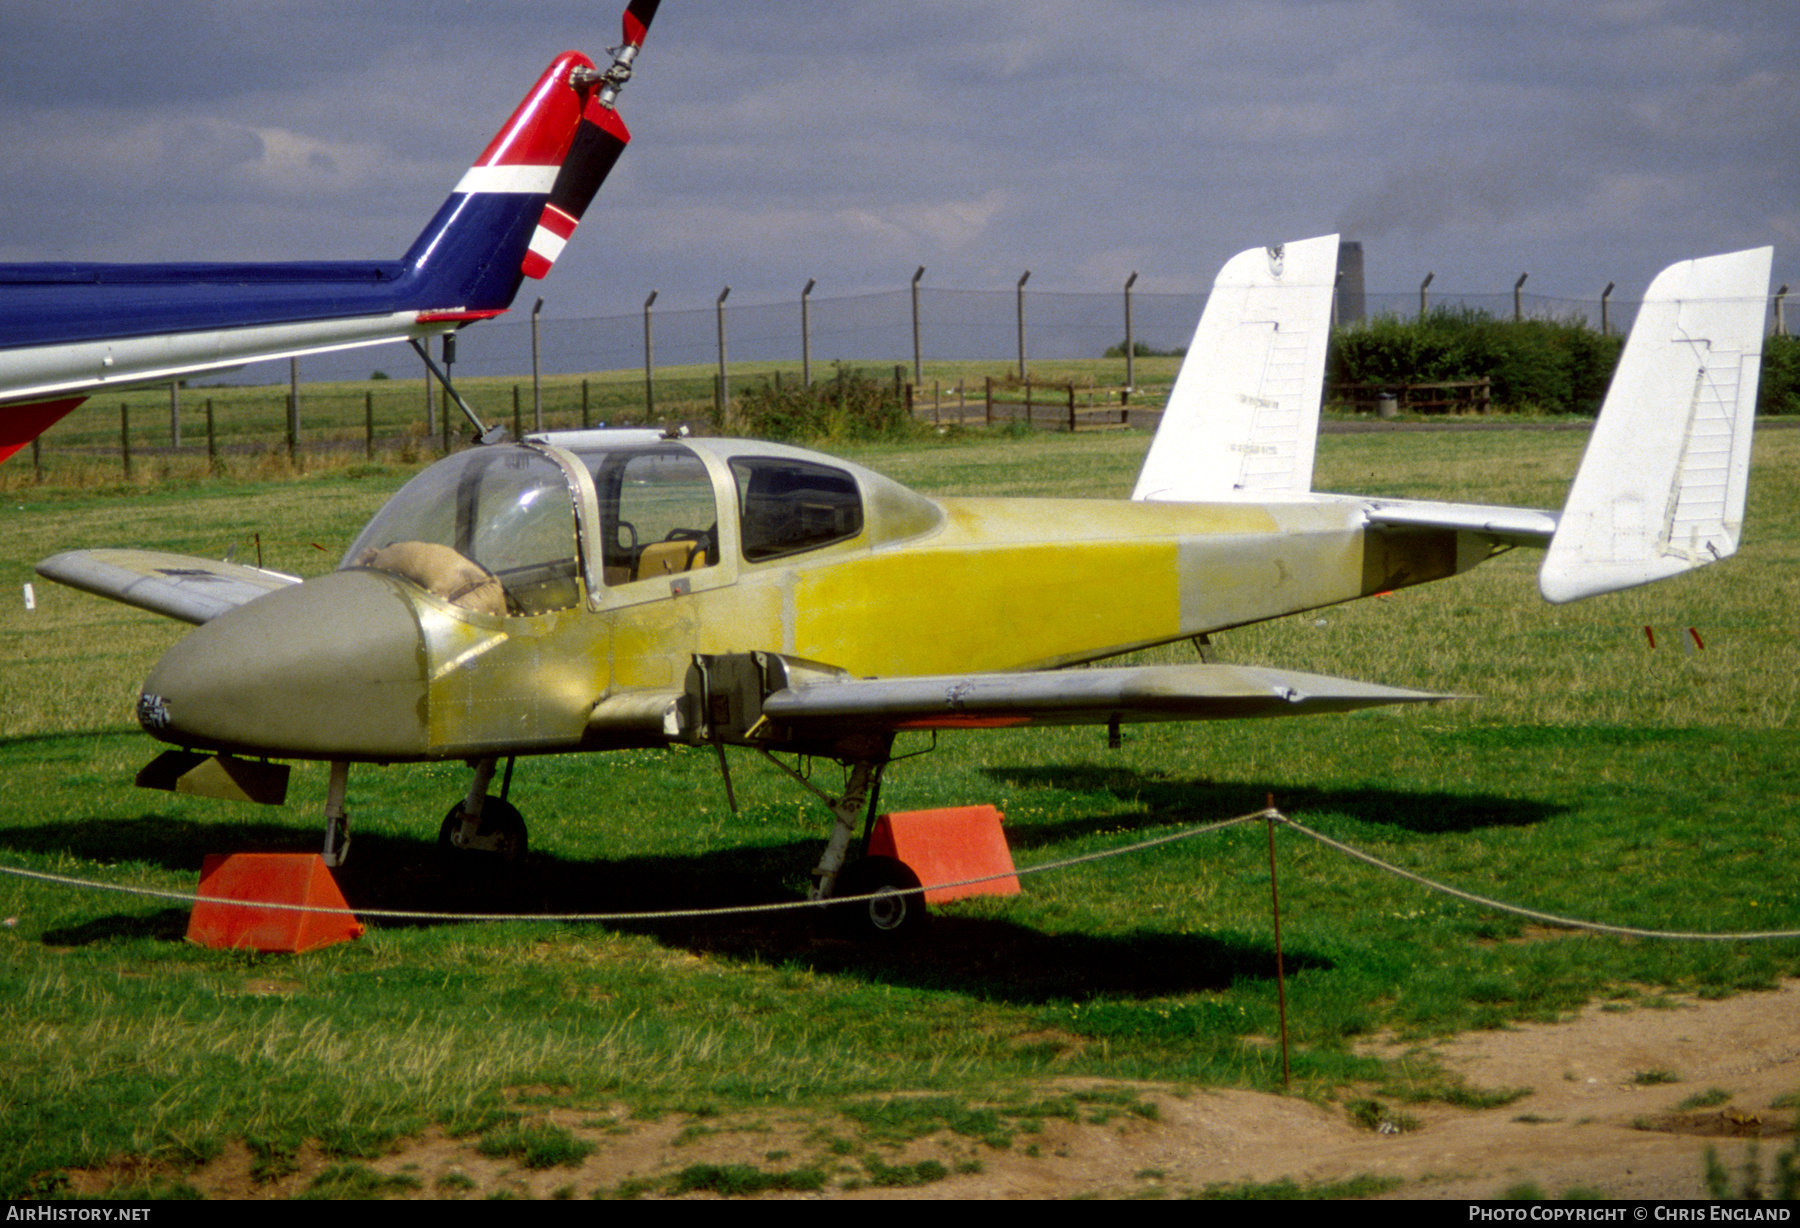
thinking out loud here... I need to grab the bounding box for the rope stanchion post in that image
[1265,795,1291,1088]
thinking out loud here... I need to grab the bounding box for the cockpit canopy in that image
[342,447,576,617]
[341,437,934,618]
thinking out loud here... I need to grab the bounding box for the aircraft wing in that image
[758,663,1453,734]
[37,549,301,625]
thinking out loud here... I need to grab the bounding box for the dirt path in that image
[69,982,1800,1199]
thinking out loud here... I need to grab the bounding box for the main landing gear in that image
[831,854,926,937]
[752,741,927,939]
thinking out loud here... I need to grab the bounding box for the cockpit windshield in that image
[342,447,580,617]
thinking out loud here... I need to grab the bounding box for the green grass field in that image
[0,422,1796,1197]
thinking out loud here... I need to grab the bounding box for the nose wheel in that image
[438,796,528,864]
[439,757,527,867]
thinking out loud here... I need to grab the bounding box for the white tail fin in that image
[1540,246,1773,603]
[1132,234,1339,502]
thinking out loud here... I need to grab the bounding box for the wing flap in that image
[37,549,301,625]
[761,663,1452,733]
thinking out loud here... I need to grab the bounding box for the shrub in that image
[1104,340,1186,358]
[1329,308,1623,415]
[732,364,915,442]
[1759,334,1800,415]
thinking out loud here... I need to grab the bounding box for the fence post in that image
[800,279,815,389]
[1123,271,1137,394]
[169,382,180,448]
[120,402,131,480]
[643,290,658,419]
[531,297,545,431]
[911,266,925,387]
[1513,273,1528,322]
[422,358,435,437]
[513,385,523,441]
[1016,270,1030,380]
[1067,383,1076,432]
[716,286,731,428]
[1600,282,1615,336]
[287,358,300,466]
[1419,272,1433,317]
[985,376,993,425]
[31,436,41,483]
[1776,285,1789,337]
[365,390,374,458]
[206,398,217,472]
[582,378,591,429]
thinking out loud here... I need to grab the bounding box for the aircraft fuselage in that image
[134,435,1471,763]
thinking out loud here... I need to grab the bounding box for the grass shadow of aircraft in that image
[21,812,1325,1003]
[981,766,1566,838]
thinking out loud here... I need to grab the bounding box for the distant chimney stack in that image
[1336,241,1366,326]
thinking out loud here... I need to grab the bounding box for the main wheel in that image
[831,855,926,938]
[438,796,528,866]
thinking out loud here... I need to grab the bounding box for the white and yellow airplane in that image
[37,231,1772,933]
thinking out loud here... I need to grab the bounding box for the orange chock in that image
[186,853,364,953]
[869,806,1020,904]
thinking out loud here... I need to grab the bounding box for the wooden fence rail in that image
[1327,377,1492,415]
[906,377,1157,431]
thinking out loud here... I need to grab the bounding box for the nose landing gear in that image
[440,757,528,867]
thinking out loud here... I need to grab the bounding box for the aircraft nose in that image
[139,569,430,760]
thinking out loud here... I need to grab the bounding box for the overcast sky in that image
[2,0,1795,329]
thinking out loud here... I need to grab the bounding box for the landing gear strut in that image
[321,760,351,867]
[685,653,926,938]
[753,738,926,938]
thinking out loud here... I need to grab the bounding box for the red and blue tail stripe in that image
[0,0,659,460]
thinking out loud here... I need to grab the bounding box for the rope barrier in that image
[2,807,1797,940]
[1273,814,1800,941]
[0,809,1265,925]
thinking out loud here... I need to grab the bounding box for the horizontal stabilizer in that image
[1363,498,1558,547]
[1133,234,1339,502]
[37,549,300,625]
[1540,246,1772,603]
[761,663,1452,733]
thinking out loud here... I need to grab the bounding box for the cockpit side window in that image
[729,458,864,562]
[587,449,720,586]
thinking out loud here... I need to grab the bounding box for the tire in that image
[831,855,926,938]
[438,796,528,866]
